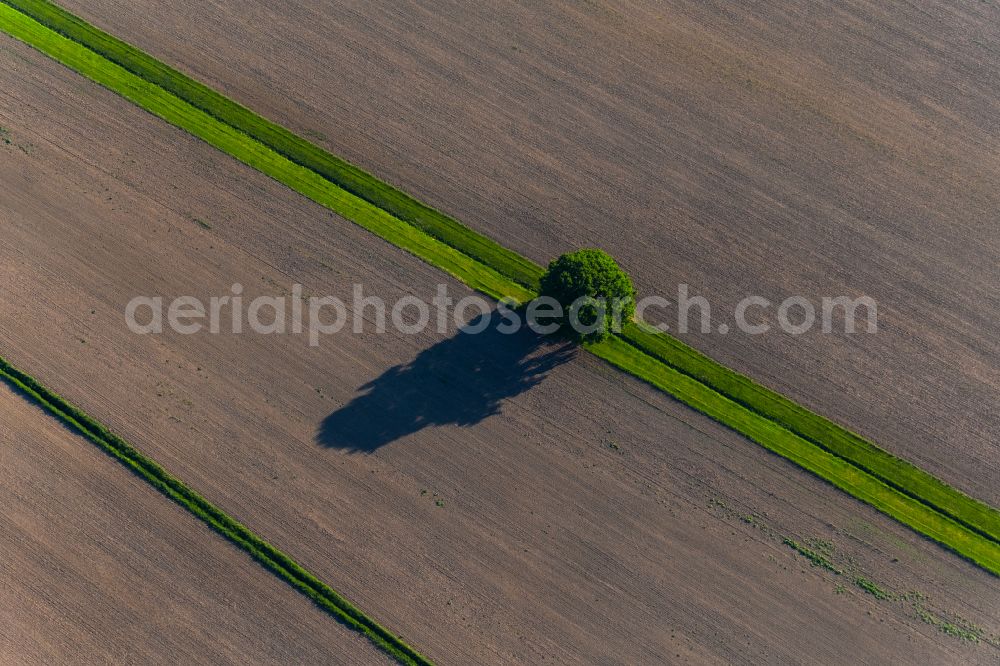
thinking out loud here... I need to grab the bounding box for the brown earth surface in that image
[1,34,998,663]
[0,382,385,665]
[50,0,1000,507]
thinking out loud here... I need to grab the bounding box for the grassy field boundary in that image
[620,322,1000,545]
[2,0,998,576]
[0,0,544,291]
[586,337,1000,575]
[0,355,433,666]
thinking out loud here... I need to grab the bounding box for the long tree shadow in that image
[317,314,576,452]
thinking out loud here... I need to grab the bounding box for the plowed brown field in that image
[1,25,997,663]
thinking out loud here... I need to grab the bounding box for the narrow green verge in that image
[587,336,1000,575]
[620,321,1000,545]
[1,0,544,291]
[0,355,432,666]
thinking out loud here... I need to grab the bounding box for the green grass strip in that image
[0,354,433,666]
[0,2,531,306]
[620,321,1000,545]
[586,336,1000,575]
[854,576,893,601]
[1,0,544,292]
[2,0,998,575]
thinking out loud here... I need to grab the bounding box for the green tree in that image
[538,249,636,342]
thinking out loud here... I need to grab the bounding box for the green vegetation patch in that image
[0,354,432,666]
[782,538,842,575]
[914,605,984,643]
[853,576,892,601]
[539,248,636,342]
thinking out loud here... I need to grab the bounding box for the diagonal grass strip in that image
[0,0,544,292]
[0,355,433,666]
[1,0,998,575]
[586,337,1000,575]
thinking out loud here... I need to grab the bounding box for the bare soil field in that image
[1,36,997,663]
[0,383,384,664]
[52,0,1000,507]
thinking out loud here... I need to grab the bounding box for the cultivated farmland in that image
[4,1,994,566]
[51,0,1000,510]
[1,30,997,664]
